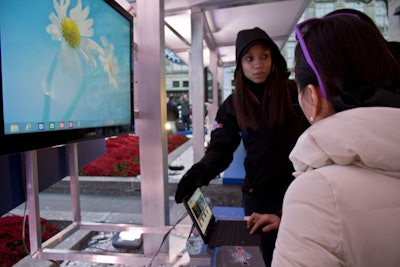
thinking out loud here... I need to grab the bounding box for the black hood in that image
[235,27,287,71]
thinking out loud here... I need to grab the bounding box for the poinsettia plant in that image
[0,215,59,266]
[80,134,189,177]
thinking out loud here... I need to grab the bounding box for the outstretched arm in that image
[175,95,241,203]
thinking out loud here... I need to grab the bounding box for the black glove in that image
[175,169,206,203]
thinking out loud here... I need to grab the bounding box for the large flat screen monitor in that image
[0,0,134,155]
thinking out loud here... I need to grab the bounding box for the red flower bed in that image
[0,215,59,266]
[80,134,189,177]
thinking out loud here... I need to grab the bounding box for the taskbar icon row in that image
[8,121,81,134]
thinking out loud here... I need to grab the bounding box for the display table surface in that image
[185,206,247,267]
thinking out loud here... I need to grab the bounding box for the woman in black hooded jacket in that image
[175,27,309,265]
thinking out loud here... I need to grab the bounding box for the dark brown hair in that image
[234,43,293,132]
[326,9,400,64]
[295,15,400,110]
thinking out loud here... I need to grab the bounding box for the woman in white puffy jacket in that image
[247,14,400,267]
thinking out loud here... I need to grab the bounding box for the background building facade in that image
[166,0,393,102]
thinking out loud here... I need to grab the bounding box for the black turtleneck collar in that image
[250,81,267,101]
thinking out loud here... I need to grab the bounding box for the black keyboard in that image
[208,220,261,247]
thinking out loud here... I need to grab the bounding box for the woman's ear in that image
[306,84,335,122]
[305,84,321,122]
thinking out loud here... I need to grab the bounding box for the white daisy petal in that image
[47,0,100,78]
[69,0,83,21]
[80,19,94,37]
[98,36,120,90]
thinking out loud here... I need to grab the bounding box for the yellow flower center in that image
[61,18,80,48]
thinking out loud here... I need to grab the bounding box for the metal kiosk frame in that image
[24,144,211,266]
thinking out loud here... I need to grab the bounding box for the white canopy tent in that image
[120,0,310,68]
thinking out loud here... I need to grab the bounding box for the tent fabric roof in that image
[124,0,311,67]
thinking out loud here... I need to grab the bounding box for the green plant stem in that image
[62,69,102,121]
[43,53,59,121]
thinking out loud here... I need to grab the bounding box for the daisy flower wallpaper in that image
[0,0,132,136]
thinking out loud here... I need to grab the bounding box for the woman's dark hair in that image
[327,8,376,27]
[326,9,400,64]
[234,42,293,132]
[295,15,400,111]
